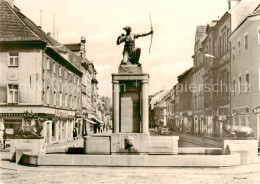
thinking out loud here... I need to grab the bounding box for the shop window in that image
[8,52,19,67]
[7,84,18,104]
[52,122,55,136]
[4,119,22,138]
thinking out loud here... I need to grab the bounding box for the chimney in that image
[47,32,51,36]
[228,0,241,10]
[6,0,14,8]
[80,36,86,59]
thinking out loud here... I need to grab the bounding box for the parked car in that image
[160,128,172,135]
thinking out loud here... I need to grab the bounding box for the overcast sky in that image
[15,0,228,97]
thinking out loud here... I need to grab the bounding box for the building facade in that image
[229,6,260,143]
[191,25,206,135]
[0,0,83,145]
[178,67,193,133]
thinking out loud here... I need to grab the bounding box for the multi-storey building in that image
[177,67,193,133]
[164,87,175,130]
[149,90,169,127]
[191,25,206,135]
[65,39,101,134]
[173,84,180,131]
[229,5,260,144]
[0,0,83,144]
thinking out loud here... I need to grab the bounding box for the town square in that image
[1,0,260,183]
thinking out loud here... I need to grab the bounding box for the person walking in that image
[73,127,77,140]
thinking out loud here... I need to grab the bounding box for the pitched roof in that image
[0,0,83,72]
[177,67,193,82]
[64,43,81,52]
[0,0,40,41]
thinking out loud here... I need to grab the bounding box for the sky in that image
[14,0,228,97]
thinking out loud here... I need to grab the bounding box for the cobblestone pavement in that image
[1,164,260,184]
[1,142,260,184]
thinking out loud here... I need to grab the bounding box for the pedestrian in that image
[73,127,77,140]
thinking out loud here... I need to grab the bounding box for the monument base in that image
[222,139,258,164]
[10,138,46,162]
[84,134,179,155]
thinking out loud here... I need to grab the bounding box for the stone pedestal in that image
[84,65,179,156]
[112,66,149,134]
[222,139,258,164]
[10,138,46,162]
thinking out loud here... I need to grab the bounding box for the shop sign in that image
[55,110,68,118]
[75,112,83,118]
[233,107,249,114]
[0,113,28,117]
[253,106,260,114]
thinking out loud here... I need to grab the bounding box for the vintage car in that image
[160,128,172,135]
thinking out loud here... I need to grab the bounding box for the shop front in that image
[0,107,77,146]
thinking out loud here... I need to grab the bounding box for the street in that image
[1,142,260,184]
[1,159,260,184]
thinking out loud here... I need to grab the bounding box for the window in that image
[53,91,56,106]
[59,66,62,77]
[73,75,76,83]
[46,87,50,105]
[59,92,62,107]
[64,69,67,79]
[246,73,250,92]
[77,77,81,85]
[46,57,50,70]
[237,40,241,54]
[53,62,56,74]
[74,96,77,109]
[70,95,72,108]
[7,84,18,103]
[244,34,248,50]
[233,80,236,96]
[65,93,68,108]
[232,45,236,60]
[238,76,242,94]
[9,52,18,67]
[226,73,229,95]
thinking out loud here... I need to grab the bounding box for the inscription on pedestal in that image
[120,92,140,133]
